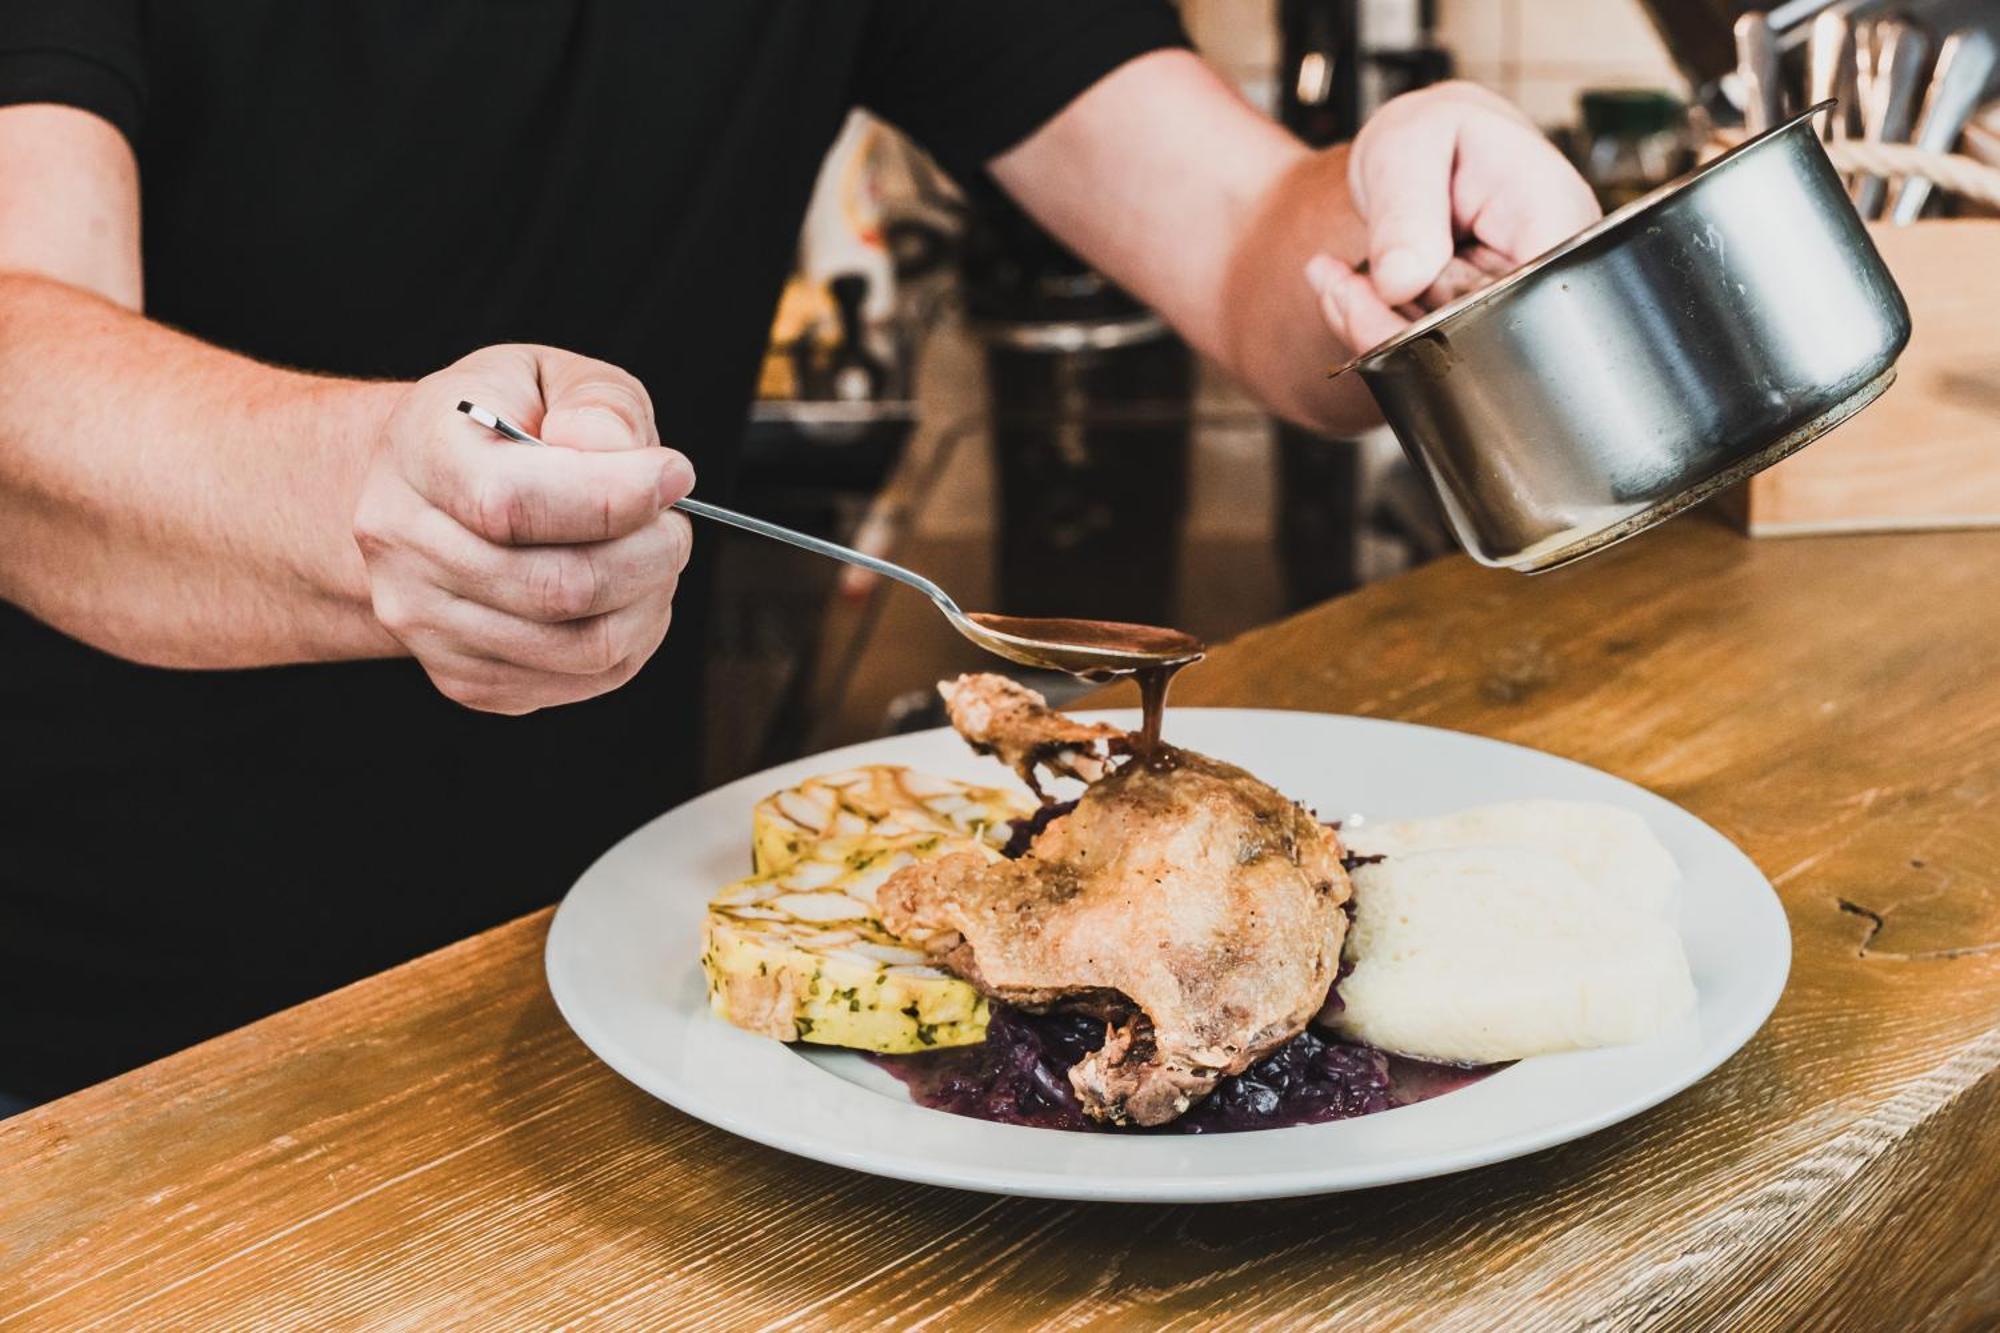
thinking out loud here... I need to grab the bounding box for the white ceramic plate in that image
[546,710,1789,1203]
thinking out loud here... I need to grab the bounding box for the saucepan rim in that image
[1331,100,1840,379]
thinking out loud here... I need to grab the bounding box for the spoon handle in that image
[454,400,961,614]
[670,496,959,611]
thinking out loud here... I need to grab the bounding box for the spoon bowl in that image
[957,612,1205,679]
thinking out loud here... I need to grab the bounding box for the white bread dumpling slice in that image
[1343,798,1680,916]
[1332,806,1695,1064]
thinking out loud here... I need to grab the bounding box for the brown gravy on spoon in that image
[964,613,1206,757]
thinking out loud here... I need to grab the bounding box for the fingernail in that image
[1304,254,1337,293]
[657,450,695,505]
[1373,247,1430,299]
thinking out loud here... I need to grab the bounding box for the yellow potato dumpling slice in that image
[703,831,1001,1053]
[750,765,1033,874]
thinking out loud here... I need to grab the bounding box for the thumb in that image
[529,348,693,506]
[535,351,659,454]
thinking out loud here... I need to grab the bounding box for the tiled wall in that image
[1182,0,1687,130]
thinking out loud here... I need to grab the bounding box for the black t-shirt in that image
[0,1,1184,1100]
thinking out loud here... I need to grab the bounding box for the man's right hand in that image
[352,345,695,715]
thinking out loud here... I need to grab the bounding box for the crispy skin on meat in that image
[938,674,1124,795]
[881,695,1351,1127]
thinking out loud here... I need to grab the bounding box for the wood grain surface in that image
[4,521,1998,1331]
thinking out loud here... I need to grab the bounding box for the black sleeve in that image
[857,0,1189,185]
[0,1,145,147]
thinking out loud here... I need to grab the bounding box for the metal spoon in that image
[1889,27,1999,224]
[455,401,1204,678]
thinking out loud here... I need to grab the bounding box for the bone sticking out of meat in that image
[958,615,1204,757]
[937,674,1126,796]
[883,675,1352,1126]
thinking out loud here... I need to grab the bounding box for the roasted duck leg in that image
[883,675,1351,1125]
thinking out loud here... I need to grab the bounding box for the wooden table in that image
[5,522,1998,1330]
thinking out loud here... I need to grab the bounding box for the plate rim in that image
[545,707,1792,1202]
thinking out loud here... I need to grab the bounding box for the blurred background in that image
[702,0,2000,784]
[1190,0,1681,125]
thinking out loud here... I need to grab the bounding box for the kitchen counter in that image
[5,521,1998,1329]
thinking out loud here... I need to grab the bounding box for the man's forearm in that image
[993,51,1379,437]
[0,272,405,667]
[1204,141,1377,433]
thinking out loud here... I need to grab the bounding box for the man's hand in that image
[353,345,694,715]
[1304,82,1602,356]
[992,52,1597,436]
[0,107,696,685]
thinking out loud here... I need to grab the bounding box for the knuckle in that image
[472,473,536,544]
[439,673,541,716]
[619,602,669,668]
[352,513,390,559]
[666,514,694,572]
[635,603,675,666]
[653,567,683,617]
[369,585,420,637]
[605,651,646,691]
[351,488,402,559]
[574,614,622,676]
[583,476,652,543]
[440,679,491,710]
[529,548,601,621]
[430,670,492,711]
[451,343,538,389]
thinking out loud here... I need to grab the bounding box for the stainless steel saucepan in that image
[1341,102,1912,573]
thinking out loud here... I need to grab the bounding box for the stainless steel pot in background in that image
[1347,102,1911,572]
